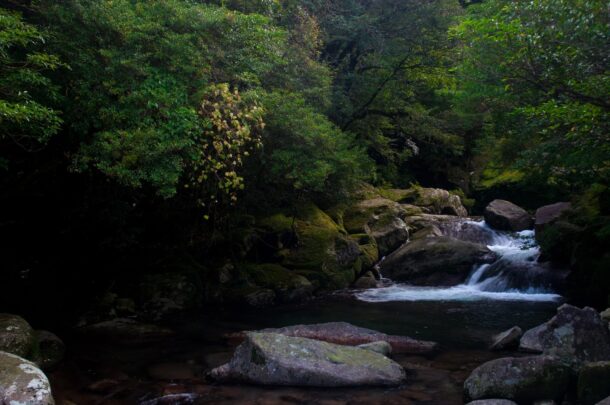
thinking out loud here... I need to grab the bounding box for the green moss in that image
[242,263,311,290]
[258,213,293,233]
[480,168,524,188]
[378,188,412,202]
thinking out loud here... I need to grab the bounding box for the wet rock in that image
[140,272,203,321]
[210,332,406,387]
[241,263,314,304]
[598,396,610,405]
[77,318,174,345]
[141,393,199,405]
[490,326,522,351]
[245,289,276,308]
[343,197,405,234]
[357,341,392,356]
[466,401,518,405]
[400,187,468,217]
[519,304,610,369]
[353,271,378,289]
[226,321,437,355]
[578,361,610,405]
[0,351,54,405]
[380,237,497,286]
[35,330,65,370]
[484,200,533,231]
[0,313,35,358]
[535,202,572,233]
[404,214,461,233]
[463,355,570,403]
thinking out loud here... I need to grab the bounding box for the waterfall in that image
[356,219,563,302]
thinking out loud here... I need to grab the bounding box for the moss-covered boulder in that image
[258,204,360,290]
[35,330,65,370]
[350,233,379,270]
[353,271,378,289]
[0,313,35,358]
[400,187,468,217]
[368,215,409,257]
[578,361,610,404]
[463,356,571,403]
[139,271,203,321]
[210,332,406,387]
[342,197,404,234]
[0,351,55,405]
[242,263,314,303]
[379,237,497,286]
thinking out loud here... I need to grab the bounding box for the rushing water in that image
[356,220,563,303]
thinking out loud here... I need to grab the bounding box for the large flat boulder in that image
[519,304,610,369]
[484,200,533,231]
[379,237,497,286]
[225,321,437,355]
[0,313,35,358]
[464,355,571,403]
[210,332,406,387]
[0,351,55,405]
[535,202,572,233]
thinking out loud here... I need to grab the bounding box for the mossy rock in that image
[258,204,359,290]
[343,197,403,234]
[350,234,379,270]
[241,263,313,303]
[0,314,35,358]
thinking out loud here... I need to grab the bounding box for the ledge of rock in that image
[210,332,406,387]
[224,321,437,355]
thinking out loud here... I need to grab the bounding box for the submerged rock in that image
[463,355,570,403]
[77,318,174,345]
[380,237,497,286]
[0,313,35,358]
[225,321,437,355]
[490,326,522,351]
[210,332,406,387]
[577,361,610,405]
[484,200,533,231]
[0,351,55,405]
[519,304,610,369]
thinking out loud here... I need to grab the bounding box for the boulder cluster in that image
[465,304,610,405]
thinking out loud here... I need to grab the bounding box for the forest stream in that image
[48,220,564,404]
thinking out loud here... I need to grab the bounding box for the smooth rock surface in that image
[0,351,55,405]
[369,216,409,256]
[519,304,610,369]
[211,332,406,387]
[380,237,497,286]
[464,355,570,403]
[490,326,522,351]
[484,200,533,231]
[225,321,437,355]
[0,313,35,358]
[535,202,572,233]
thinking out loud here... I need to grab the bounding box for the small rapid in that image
[356,220,563,303]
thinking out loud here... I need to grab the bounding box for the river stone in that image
[210,332,406,387]
[353,271,378,289]
[0,351,55,405]
[519,304,610,369]
[379,237,497,286]
[598,396,610,405]
[578,361,610,405]
[535,202,572,233]
[463,355,571,403]
[35,330,65,370]
[225,321,437,355]
[369,215,409,256]
[357,341,392,356]
[490,326,522,351]
[466,401,518,405]
[0,313,35,358]
[484,200,533,231]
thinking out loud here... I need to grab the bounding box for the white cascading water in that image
[356,220,562,302]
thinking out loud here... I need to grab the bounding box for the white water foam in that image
[356,220,562,303]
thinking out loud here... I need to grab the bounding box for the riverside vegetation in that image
[0,0,609,404]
